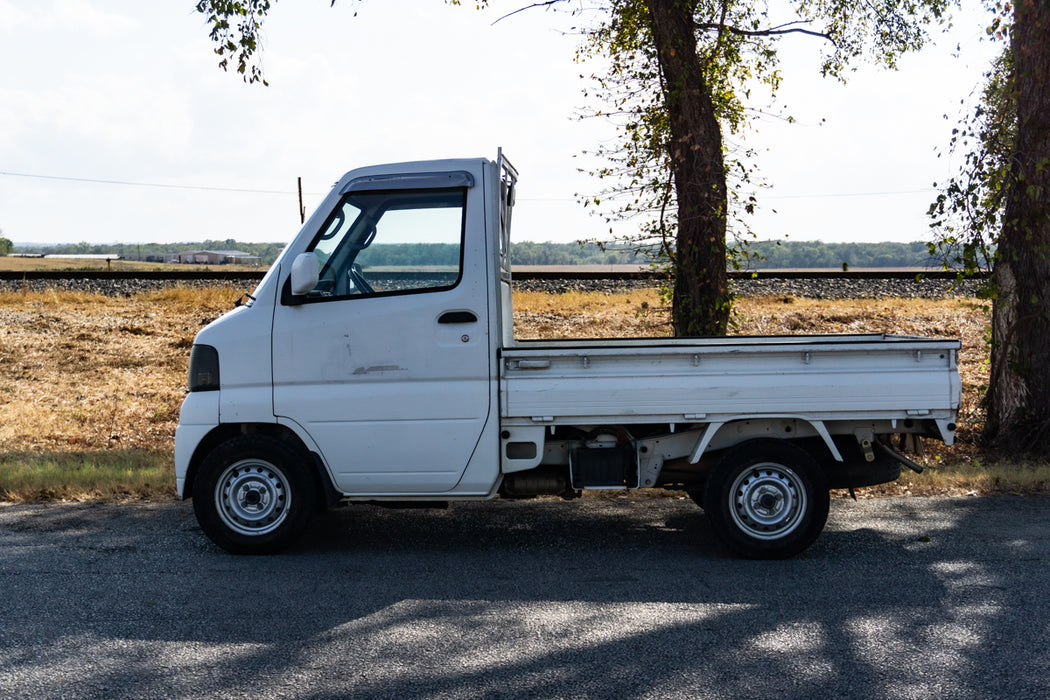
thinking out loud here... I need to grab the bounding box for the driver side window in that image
[305,188,465,300]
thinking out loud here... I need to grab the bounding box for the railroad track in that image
[0,267,982,282]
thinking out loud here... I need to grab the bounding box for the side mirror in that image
[290,252,320,296]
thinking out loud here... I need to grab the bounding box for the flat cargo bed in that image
[500,334,961,426]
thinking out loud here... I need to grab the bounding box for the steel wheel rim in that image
[215,459,291,536]
[729,462,806,540]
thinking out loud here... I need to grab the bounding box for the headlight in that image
[188,344,220,392]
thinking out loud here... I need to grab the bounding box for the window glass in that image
[303,188,465,299]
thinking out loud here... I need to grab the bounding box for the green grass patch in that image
[0,448,1047,503]
[0,450,177,501]
[907,458,1050,494]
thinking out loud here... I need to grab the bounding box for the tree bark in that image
[987,0,1050,451]
[646,0,730,336]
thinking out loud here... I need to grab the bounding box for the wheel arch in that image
[688,416,844,465]
[182,423,339,510]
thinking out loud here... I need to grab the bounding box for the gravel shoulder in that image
[3,274,982,299]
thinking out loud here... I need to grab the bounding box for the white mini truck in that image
[175,153,961,559]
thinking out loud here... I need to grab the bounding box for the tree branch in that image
[706,0,732,65]
[697,19,833,43]
[492,1,567,25]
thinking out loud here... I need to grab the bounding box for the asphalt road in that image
[0,495,1047,699]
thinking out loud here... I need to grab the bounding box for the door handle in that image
[516,360,551,370]
[438,310,478,324]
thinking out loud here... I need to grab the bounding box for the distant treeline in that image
[515,240,943,268]
[16,239,943,268]
[745,240,939,269]
[15,240,287,265]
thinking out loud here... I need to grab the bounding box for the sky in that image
[0,1,1001,248]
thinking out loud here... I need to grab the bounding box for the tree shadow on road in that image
[0,496,1047,697]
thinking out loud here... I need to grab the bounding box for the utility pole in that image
[298,177,306,225]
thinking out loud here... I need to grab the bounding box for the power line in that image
[764,188,937,200]
[0,170,298,195]
[0,169,938,201]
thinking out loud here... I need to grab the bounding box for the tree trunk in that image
[987,0,1050,452]
[646,0,730,336]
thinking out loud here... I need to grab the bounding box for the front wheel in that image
[192,435,317,554]
[702,439,829,559]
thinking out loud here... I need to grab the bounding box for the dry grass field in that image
[0,286,235,499]
[0,285,1043,501]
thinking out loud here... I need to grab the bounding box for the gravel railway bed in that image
[1,274,982,299]
[0,278,229,297]
[514,275,981,298]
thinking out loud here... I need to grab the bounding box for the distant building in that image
[40,254,116,260]
[165,250,260,265]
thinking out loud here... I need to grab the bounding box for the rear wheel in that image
[192,435,316,554]
[702,439,829,559]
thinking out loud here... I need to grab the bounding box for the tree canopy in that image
[928,45,1012,274]
[928,0,1050,452]
[195,0,955,336]
[571,0,955,333]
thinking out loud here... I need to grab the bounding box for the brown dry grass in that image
[0,285,1038,501]
[0,286,238,500]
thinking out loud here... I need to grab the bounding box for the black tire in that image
[702,439,829,559]
[192,435,317,554]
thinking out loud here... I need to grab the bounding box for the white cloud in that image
[0,77,192,162]
[50,0,136,34]
[0,1,31,31]
[0,0,135,34]
[0,1,1008,245]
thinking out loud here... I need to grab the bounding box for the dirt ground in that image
[0,286,233,454]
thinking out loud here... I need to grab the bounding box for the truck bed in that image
[500,334,961,426]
